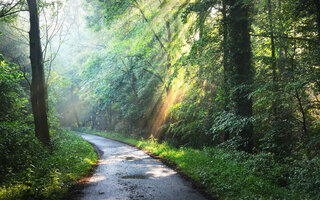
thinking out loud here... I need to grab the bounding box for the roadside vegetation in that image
[0,56,97,200]
[0,126,97,200]
[78,128,320,200]
[1,0,320,199]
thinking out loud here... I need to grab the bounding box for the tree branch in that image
[250,33,316,43]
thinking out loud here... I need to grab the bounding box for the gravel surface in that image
[77,133,208,200]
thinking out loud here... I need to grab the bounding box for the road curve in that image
[77,132,208,200]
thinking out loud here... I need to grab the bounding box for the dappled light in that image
[1,0,320,199]
[148,79,188,138]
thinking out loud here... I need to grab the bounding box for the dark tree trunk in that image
[27,0,50,145]
[268,0,280,127]
[268,0,277,83]
[228,0,254,152]
[222,0,230,142]
[315,0,320,42]
[314,0,320,65]
[290,46,308,141]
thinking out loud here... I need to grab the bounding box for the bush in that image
[289,157,320,199]
[0,126,97,200]
[83,128,320,200]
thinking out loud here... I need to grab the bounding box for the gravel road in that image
[77,133,208,200]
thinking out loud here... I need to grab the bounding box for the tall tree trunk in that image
[27,0,50,145]
[315,0,320,42]
[268,0,277,84]
[268,0,280,129]
[228,0,254,152]
[314,0,320,65]
[291,45,308,141]
[222,0,230,142]
[166,20,171,69]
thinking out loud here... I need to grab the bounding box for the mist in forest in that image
[0,0,107,127]
[1,0,320,199]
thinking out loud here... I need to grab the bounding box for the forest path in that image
[76,132,207,200]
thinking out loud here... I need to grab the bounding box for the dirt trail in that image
[77,133,208,200]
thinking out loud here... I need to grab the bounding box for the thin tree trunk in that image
[74,109,80,127]
[268,0,277,83]
[222,0,230,142]
[166,20,171,69]
[27,0,50,145]
[132,0,166,52]
[70,85,80,127]
[291,46,308,140]
[268,0,280,126]
[91,111,96,129]
[70,85,80,128]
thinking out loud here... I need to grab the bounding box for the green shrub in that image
[289,157,320,199]
[0,127,97,200]
[83,128,320,200]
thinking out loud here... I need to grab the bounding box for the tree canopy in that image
[0,0,320,199]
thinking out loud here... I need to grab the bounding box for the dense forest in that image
[0,0,320,199]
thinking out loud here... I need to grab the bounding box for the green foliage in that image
[289,156,320,199]
[0,0,27,22]
[81,129,320,199]
[0,128,97,200]
[0,55,28,122]
[70,0,320,157]
[0,40,97,199]
[43,0,320,198]
[69,0,200,134]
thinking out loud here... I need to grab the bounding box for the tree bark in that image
[222,0,230,142]
[228,0,254,152]
[314,0,320,65]
[268,0,277,83]
[27,0,50,145]
[314,0,320,42]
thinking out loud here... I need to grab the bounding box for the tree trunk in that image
[166,20,171,69]
[27,0,50,145]
[291,45,308,141]
[314,0,320,65]
[71,85,80,127]
[222,0,230,142]
[315,0,320,42]
[91,111,97,129]
[268,0,277,84]
[228,0,254,152]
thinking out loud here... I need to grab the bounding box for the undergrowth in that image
[76,127,320,200]
[0,126,97,200]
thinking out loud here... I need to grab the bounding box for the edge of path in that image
[62,140,103,200]
[73,131,216,200]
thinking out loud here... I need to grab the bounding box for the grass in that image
[76,127,319,200]
[0,128,97,200]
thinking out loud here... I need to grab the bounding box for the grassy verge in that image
[0,127,97,200]
[76,128,320,200]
